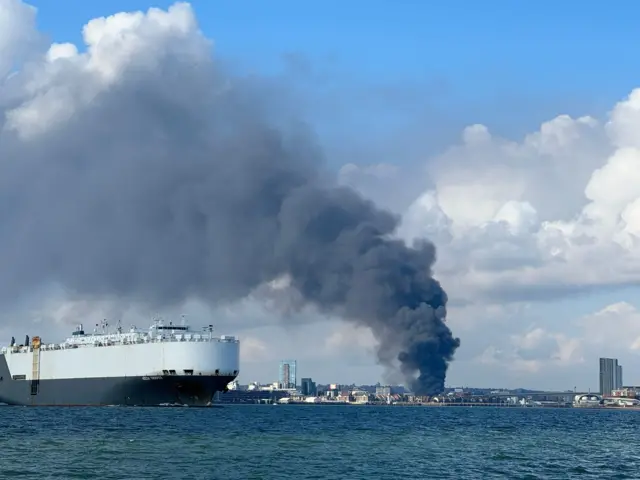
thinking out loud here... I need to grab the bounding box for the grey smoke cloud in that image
[0,1,459,394]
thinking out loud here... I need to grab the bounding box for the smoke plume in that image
[0,1,459,394]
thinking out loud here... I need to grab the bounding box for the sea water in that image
[0,405,637,479]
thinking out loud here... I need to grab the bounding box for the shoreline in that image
[219,402,640,410]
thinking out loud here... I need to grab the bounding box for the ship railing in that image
[2,346,31,354]
[2,333,239,353]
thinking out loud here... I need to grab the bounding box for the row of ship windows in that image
[6,372,191,379]
[162,369,238,376]
[5,370,237,380]
[161,369,237,376]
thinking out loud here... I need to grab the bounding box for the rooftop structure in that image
[2,318,238,355]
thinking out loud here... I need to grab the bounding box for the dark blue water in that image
[1,405,637,479]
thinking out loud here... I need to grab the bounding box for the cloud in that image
[470,300,640,387]
[0,0,41,78]
[324,324,378,353]
[239,336,270,363]
[344,91,640,307]
[476,326,584,375]
[4,0,640,390]
[576,302,640,353]
[0,0,462,394]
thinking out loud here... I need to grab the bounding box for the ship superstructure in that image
[0,318,240,406]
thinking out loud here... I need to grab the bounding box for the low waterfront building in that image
[336,390,351,403]
[612,387,640,398]
[573,393,602,407]
[351,389,370,404]
[375,385,391,397]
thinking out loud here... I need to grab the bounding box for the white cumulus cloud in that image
[3,0,640,390]
[343,84,640,388]
[342,92,640,306]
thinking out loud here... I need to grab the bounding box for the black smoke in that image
[0,7,459,394]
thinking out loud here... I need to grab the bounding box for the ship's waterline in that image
[0,320,240,406]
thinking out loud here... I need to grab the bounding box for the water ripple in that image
[0,406,637,479]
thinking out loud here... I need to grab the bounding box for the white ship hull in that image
[0,325,240,406]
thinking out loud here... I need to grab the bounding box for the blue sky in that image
[28,0,640,142]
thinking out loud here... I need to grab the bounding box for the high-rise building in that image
[617,364,623,390]
[600,357,622,395]
[279,360,297,389]
[300,378,317,396]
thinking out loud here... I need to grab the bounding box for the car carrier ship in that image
[0,318,240,406]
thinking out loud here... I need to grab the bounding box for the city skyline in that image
[236,355,636,395]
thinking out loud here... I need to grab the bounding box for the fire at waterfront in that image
[214,358,640,409]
